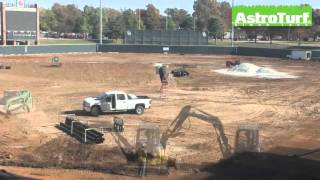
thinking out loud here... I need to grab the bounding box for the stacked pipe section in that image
[59,116,104,144]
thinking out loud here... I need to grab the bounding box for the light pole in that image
[231,0,234,47]
[193,0,196,31]
[166,15,168,31]
[138,9,141,30]
[100,0,103,44]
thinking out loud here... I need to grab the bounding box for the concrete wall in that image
[0,44,318,61]
[98,45,235,55]
[0,46,25,54]
[27,44,97,54]
[0,44,97,55]
[237,47,291,58]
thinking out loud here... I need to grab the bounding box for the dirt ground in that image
[0,53,319,179]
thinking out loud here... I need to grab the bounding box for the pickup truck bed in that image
[136,96,150,99]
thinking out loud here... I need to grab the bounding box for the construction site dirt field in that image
[0,53,319,179]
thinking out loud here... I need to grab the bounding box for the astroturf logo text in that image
[232,5,313,27]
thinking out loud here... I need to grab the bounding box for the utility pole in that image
[193,0,196,31]
[138,9,141,30]
[166,15,168,31]
[100,0,103,44]
[231,0,234,47]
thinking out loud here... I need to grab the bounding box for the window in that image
[106,95,112,102]
[117,94,126,100]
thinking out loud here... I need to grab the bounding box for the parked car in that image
[83,91,152,116]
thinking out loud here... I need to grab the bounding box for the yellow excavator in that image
[136,105,260,162]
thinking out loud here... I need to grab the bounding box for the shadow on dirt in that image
[62,110,90,117]
[268,146,320,160]
[62,110,134,117]
[0,169,39,180]
[0,111,10,119]
[201,149,320,180]
[39,65,61,68]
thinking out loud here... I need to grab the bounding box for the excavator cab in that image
[234,124,260,153]
[135,124,166,166]
[135,124,164,158]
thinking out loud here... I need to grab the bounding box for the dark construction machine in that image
[112,106,260,176]
[226,60,241,68]
[134,105,260,164]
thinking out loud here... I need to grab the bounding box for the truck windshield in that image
[96,93,106,100]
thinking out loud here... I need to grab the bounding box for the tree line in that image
[40,0,320,41]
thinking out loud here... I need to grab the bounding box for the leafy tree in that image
[207,16,224,39]
[219,1,231,29]
[104,16,125,39]
[40,8,57,31]
[160,16,176,31]
[144,4,161,30]
[311,9,320,41]
[165,8,193,30]
[104,8,124,39]
[122,9,139,30]
[51,3,82,33]
[135,9,146,30]
[180,16,193,30]
[81,6,99,38]
[38,2,320,42]
[193,0,221,31]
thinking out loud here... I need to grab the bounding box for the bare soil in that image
[0,53,319,179]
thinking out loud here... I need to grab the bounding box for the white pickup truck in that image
[83,91,152,116]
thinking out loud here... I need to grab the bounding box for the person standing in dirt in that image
[159,66,168,84]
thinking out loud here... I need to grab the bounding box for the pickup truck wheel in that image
[135,105,144,115]
[91,106,100,116]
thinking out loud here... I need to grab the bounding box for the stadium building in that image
[0,0,39,45]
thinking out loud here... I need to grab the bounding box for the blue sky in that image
[8,0,320,13]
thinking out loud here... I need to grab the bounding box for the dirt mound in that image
[202,152,320,180]
[32,136,127,167]
[215,63,298,79]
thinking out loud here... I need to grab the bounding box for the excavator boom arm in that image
[160,105,232,158]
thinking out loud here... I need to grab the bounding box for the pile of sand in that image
[215,63,298,79]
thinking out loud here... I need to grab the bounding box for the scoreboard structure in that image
[0,1,39,45]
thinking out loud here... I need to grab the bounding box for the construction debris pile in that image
[0,64,11,69]
[58,116,104,144]
[215,63,298,79]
